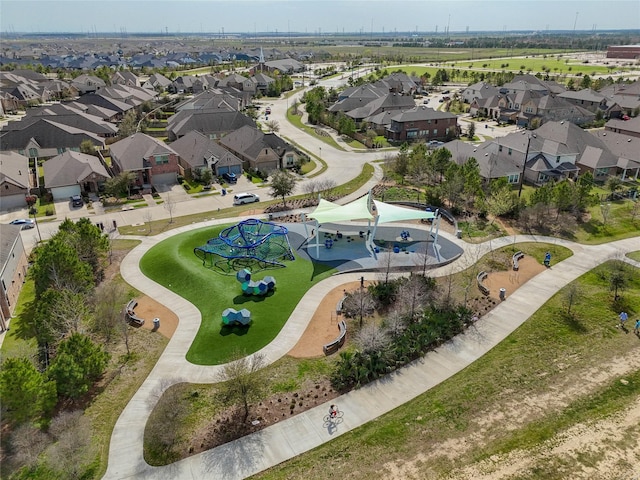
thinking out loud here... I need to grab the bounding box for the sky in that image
[1,0,638,34]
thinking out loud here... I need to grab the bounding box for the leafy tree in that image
[605,176,623,197]
[269,169,297,206]
[104,171,136,198]
[441,163,465,210]
[118,110,138,138]
[408,143,429,181]
[393,143,410,183]
[30,238,94,297]
[199,167,213,186]
[563,283,582,315]
[48,333,109,399]
[580,74,592,89]
[553,180,574,218]
[79,140,96,155]
[217,352,266,423]
[0,357,56,424]
[487,180,521,218]
[467,121,476,139]
[430,147,452,183]
[607,260,633,301]
[35,288,92,346]
[58,218,109,284]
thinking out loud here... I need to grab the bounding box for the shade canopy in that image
[373,200,436,224]
[307,195,373,224]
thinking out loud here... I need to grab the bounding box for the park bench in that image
[477,271,490,296]
[512,251,525,271]
[323,320,347,355]
[125,299,145,327]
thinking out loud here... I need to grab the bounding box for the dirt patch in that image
[483,256,546,301]
[130,296,178,339]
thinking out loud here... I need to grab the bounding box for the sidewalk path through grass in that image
[103,229,639,480]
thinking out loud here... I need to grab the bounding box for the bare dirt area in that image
[483,256,546,302]
[133,296,178,339]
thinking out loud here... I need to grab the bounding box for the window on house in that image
[507,173,519,183]
[508,148,512,155]
[434,119,438,124]
[556,156,561,163]
[433,129,438,136]
[407,130,417,138]
[28,148,38,158]
[57,147,66,154]
[498,145,503,152]
[445,128,450,135]
[286,154,294,166]
[155,154,169,165]
[595,168,608,176]
[18,150,25,156]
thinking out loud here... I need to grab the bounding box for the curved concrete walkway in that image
[103,220,639,479]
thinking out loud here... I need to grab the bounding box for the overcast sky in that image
[1,0,638,34]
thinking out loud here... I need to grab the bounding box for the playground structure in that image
[194,218,295,272]
[236,268,276,296]
[221,308,252,326]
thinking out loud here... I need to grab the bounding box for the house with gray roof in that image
[0,151,30,211]
[170,130,243,178]
[263,58,304,74]
[174,90,243,112]
[74,93,134,119]
[0,118,105,159]
[599,80,640,117]
[166,109,256,141]
[385,106,458,142]
[71,74,107,94]
[109,133,180,187]
[558,88,608,113]
[23,103,119,138]
[461,81,500,104]
[111,71,139,87]
[345,93,415,124]
[143,73,172,92]
[605,115,640,138]
[592,130,640,180]
[43,150,111,200]
[443,139,523,183]
[219,125,301,173]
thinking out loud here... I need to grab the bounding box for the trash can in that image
[268,213,273,220]
[153,318,160,329]
[499,288,506,300]
[456,229,462,239]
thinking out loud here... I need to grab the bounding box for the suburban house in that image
[111,71,139,87]
[74,93,135,119]
[372,72,420,95]
[99,84,157,107]
[174,90,244,112]
[219,125,301,173]
[0,151,30,211]
[0,224,29,332]
[460,81,500,104]
[71,74,107,94]
[344,92,416,124]
[599,80,640,117]
[109,133,180,187]
[170,130,243,178]
[557,88,608,114]
[262,58,304,74]
[443,139,523,183]
[218,73,256,93]
[23,103,119,138]
[142,73,172,92]
[605,115,640,138]
[166,109,256,141]
[0,118,105,160]
[385,106,458,142]
[250,72,275,94]
[592,130,640,181]
[43,150,111,200]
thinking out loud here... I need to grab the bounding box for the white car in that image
[233,193,260,205]
[10,218,35,229]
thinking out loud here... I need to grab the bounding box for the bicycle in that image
[323,409,344,426]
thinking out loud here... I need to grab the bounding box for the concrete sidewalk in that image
[102,229,639,480]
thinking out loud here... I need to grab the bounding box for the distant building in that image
[606,45,640,59]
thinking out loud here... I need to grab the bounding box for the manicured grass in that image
[0,279,38,359]
[139,226,336,365]
[254,261,640,479]
[628,251,640,262]
[453,56,628,76]
[300,159,316,175]
[286,110,345,151]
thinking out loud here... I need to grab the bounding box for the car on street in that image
[10,218,35,229]
[222,172,237,184]
[427,140,444,148]
[70,194,83,207]
[265,106,271,115]
[233,193,260,205]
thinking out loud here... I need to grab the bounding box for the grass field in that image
[451,56,630,75]
[254,260,640,479]
[574,200,640,244]
[139,226,336,364]
[629,251,640,262]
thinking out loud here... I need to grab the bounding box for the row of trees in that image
[0,219,117,428]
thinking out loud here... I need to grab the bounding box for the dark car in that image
[70,195,83,207]
[10,218,35,229]
[222,172,237,184]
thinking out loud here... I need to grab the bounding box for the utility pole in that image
[518,133,532,198]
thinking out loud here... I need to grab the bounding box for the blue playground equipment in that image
[194,218,295,272]
[236,268,276,296]
[221,308,251,326]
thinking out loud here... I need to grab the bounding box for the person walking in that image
[634,318,640,335]
[619,311,629,328]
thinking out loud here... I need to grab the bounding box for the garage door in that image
[152,172,177,185]
[230,165,242,175]
[0,194,27,212]
[51,185,81,201]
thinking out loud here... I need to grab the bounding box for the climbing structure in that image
[235,268,276,296]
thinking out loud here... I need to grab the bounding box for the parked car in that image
[428,140,444,148]
[10,218,35,229]
[70,194,83,207]
[265,106,271,115]
[222,172,237,184]
[233,193,260,205]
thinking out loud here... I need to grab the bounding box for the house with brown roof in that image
[385,106,458,142]
[219,125,301,173]
[109,133,180,187]
[0,151,30,211]
[166,109,256,141]
[170,130,243,178]
[43,150,111,200]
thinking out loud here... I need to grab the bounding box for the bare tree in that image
[142,208,153,234]
[355,323,390,353]
[377,247,394,286]
[45,411,96,480]
[265,119,280,132]
[563,283,582,315]
[342,288,377,327]
[396,274,428,321]
[383,308,408,338]
[146,381,187,462]
[217,352,266,423]
[92,282,128,342]
[9,424,48,470]
[164,193,176,223]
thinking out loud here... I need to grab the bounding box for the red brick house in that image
[385,106,458,142]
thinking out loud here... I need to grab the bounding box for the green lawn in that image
[574,200,640,244]
[139,226,336,365]
[628,251,640,262]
